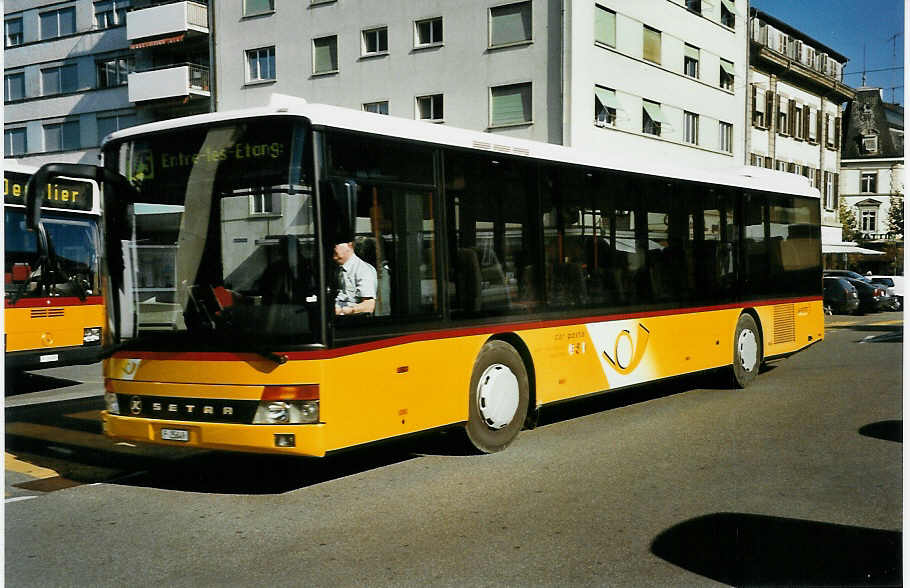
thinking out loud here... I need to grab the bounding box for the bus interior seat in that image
[457,248,483,312]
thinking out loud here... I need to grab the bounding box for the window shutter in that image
[764,157,772,169]
[803,106,810,139]
[765,91,774,129]
[491,3,531,46]
[643,27,661,63]
[823,114,829,145]
[313,37,337,73]
[491,83,531,126]
[834,116,841,148]
[594,6,616,46]
[751,86,757,126]
[788,99,796,135]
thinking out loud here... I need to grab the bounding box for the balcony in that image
[128,63,210,103]
[127,1,208,44]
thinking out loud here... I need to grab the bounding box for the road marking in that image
[65,410,103,422]
[5,496,38,504]
[5,453,59,480]
[868,320,904,326]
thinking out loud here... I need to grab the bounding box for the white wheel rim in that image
[477,363,520,430]
[738,329,758,372]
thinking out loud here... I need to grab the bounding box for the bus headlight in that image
[83,327,102,345]
[253,385,320,424]
[104,381,120,414]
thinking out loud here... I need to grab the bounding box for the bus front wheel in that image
[732,313,762,388]
[465,340,530,453]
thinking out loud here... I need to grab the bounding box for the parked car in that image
[867,275,903,310]
[845,277,890,314]
[823,277,860,314]
[823,269,872,283]
[823,277,860,315]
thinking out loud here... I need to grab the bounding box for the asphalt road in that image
[5,312,902,587]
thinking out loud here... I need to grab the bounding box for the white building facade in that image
[214,0,747,168]
[840,88,904,242]
[747,9,854,253]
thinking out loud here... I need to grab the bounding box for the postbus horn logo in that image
[603,323,651,375]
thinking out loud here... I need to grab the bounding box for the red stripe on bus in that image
[111,296,822,362]
[6,296,104,308]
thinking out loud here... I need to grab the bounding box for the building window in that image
[42,64,79,96]
[719,59,734,91]
[489,2,531,48]
[97,56,133,88]
[686,0,702,14]
[778,101,788,136]
[824,172,834,209]
[752,86,765,127]
[594,5,616,47]
[416,94,444,122]
[808,108,818,141]
[750,153,764,167]
[415,17,443,47]
[793,106,803,139]
[684,111,699,145]
[862,135,879,153]
[861,172,878,193]
[720,0,735,28]
[5,73,25,102]
[244,0,274,16]
[363,101,389,115]
[94,1,129,29]
[362,27,389,56]
[97,112,136,144]
[249,194,280,215]
[860,209,877,233]
[44,120,81,152]
[684,44,700,78]
[313,36,338,75]
[594,86,617,127]
[5,18,23,47]
[642,100,664,136]
[246,46,276,82]
[643,26,661,64]
[776,160,787,172]
[5,128,27,156]
[490,83,532,127]
[719,121,733,152]
[40,7,76,40]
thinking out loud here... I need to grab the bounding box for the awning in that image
[130,33,185,50]
[642,101,670,125]
[594,87,619,110]
[720,60,735,76]
[721,0,737,13]
[822,242,885,255]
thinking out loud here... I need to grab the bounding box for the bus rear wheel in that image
[732,313,762,388]
[465,340,529,453]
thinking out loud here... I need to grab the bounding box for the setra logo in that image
[130,396,142,415]
[602,323,650,375]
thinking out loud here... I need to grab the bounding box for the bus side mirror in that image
[320,178,358,246]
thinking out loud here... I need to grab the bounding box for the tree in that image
[887,190,903,239]
[839,200,859,242]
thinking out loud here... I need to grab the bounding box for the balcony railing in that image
[127,1,208,41]
[751,19,843,82]
[128,63,210,103]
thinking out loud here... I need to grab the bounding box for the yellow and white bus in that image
[27,96,823,455]
[5,161,104,372]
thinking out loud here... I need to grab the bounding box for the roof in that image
[105,94,820,200]
[751,9,849,63]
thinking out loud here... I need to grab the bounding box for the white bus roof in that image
[105,94,819,199]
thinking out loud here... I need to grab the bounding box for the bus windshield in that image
[5,208,100,301]
[103,117,320,349]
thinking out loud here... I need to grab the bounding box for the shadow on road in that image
[5,371,83,396]
[651,512,901,587]
[859,420,902,443]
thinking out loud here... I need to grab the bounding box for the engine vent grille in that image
[31,308,65,319]
[772,304,796,344]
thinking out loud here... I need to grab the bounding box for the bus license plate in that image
[161,428,189,442]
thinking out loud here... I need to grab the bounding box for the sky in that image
[751,0,905,106]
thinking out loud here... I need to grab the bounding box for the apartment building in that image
[214,0,747,169]
[840,88,904,242]
[4,0,135,165]
[747,9,855,253]
[3,0,211,166]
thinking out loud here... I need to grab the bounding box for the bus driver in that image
[333,242,377,316]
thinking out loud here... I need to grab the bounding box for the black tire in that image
[464,340,530,453]
[731,313,762,389]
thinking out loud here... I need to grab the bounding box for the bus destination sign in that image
[4,171,93,211]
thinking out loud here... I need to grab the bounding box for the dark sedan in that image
[823,277,860,314]
[845,277,890,314]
